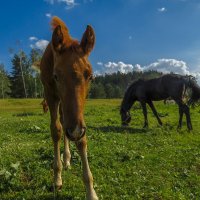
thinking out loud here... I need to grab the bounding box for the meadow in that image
[0,99,200,200]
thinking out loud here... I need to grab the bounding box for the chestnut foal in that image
[39,16,98,200]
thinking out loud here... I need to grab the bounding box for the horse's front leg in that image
[76,136,98,200]
[141,101,148,128]
[63,135,71,169]
[49,100,63,190]
[59,105,71,169]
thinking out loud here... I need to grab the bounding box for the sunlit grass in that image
[0,99,200,199]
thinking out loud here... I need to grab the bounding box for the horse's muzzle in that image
[66,127,86,141]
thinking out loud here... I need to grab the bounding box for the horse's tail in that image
[187,77,200,106]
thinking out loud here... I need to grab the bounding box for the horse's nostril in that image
[66,128,72,136]
[66,126,86,141]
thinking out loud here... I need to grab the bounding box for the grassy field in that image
[0,99,200,200]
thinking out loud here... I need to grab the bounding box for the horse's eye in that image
[84,71,92,81]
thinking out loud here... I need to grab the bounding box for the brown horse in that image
[39,16,98,199]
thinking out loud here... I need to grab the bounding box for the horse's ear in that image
[80,25,95,55]
[52,25,65,52]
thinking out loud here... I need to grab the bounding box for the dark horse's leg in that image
[147,101,162,126]
[177,103,183,129]
[141,101,148,128]
[183,104,192,130]
[176,100,192,130]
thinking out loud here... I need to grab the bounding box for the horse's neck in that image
[122,96,135,111]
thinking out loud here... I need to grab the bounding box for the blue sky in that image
[1,0,200,78]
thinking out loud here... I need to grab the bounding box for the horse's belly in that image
[150,94,168,101]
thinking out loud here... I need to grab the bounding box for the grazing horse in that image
[38,17,98,200]
[120,74,200,130]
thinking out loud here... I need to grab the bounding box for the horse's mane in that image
[120,79,144,112]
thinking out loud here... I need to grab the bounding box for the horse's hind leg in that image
[148,101,162,126]
[176,100,184,129]
[59,105,71,169]
[176,101,192,130]
[141,101,148,128]
[183,104,192,130]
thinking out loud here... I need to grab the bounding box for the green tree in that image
[105,83,115,98]
[0,64,11,98]
[10,51,29,98]
[114,86,123,98]
[89,83,106,98]
[29,49,43,98]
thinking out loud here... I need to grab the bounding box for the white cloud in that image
[97,62,103,66]
[29,36,38,41]
[45,0,79,9]
[105,62,134,74]
[45,13,52,18]
[95,59,200,83]
[96,61,142,75]
[143,59,190,75]
[158,7,167,12]
[30,39,49,51]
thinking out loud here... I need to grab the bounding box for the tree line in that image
[0,49,164,99]
[0,49,43,99]
[89,71,163,98]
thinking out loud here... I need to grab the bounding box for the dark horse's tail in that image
[186,76,200,106]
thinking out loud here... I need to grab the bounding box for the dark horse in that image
[120,74,200,130]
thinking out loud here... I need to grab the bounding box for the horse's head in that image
[120,107,131,126]
[51,17,95,141]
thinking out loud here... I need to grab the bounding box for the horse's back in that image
[147,77,169,100]
[161,74,185,96]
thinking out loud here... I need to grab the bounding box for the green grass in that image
[0,99,200,199]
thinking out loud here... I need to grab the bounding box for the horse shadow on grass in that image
[34,194,74,200]
[13,112,44,117]
[88,125,150,134]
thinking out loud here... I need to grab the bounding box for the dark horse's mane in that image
[120,73,200,130]
[120,78,144,111]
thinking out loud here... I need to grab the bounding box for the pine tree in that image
[89,83,106,98]
[29,49,43,98]
[0,64,11,98]
[10,52,29,98]
[105,83,115,98]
